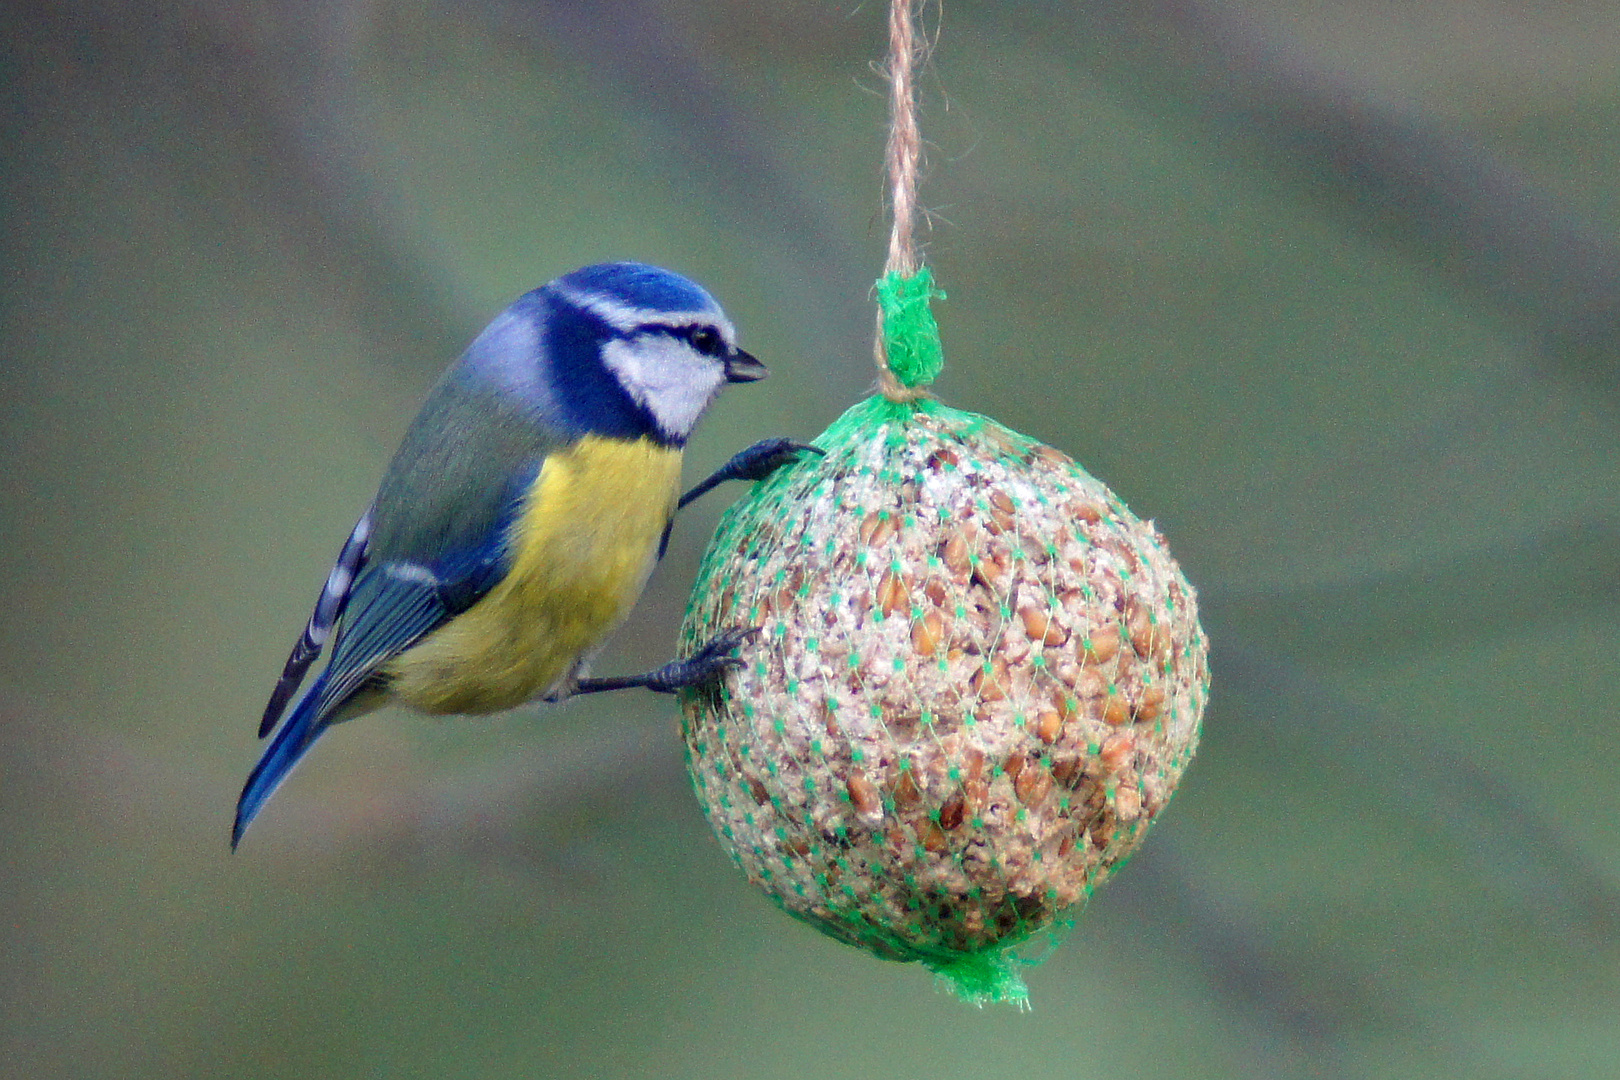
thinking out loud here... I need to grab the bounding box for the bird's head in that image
[468,262,763,447]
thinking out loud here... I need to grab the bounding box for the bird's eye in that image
[689,327,725,357]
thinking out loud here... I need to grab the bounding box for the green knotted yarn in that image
[677,275,1209,1004]
[928,946,1034,1010]
[876,267,946,390]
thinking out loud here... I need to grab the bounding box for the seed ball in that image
[678,398,1209,1001]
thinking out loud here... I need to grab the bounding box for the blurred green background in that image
[3,2,1618,1077]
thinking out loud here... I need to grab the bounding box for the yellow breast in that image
[384,435,684,714]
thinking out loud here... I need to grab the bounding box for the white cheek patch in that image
[601,335,727,441]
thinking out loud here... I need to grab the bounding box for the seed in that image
[1036,710,1063,744]
[938,792,966,830]
[1071,500,1103,524]
[1100,733,1135,773]
[1035,445,1071,468]
[868,512,900,547]
[1019,604,1070,647]
[1090,816,1115,847]
[1080,779,1106,814]
[1103,692,1130,727]
[972,658,1009,702]
[963,778,990,815]
[1015,765,1053,806]
[892,769,922,809]
[1080,629,1121,665]
[846,774,881,818]
[1135,686,1166,723]
[748,777,769,805]
[1050,756,1083,789]
[941,532,971,578]
[990,490,1015,515]
[1126,601,1157,657]
[923,580,948,606]
[1057,834,1076,858]
[877,572,909,616]
[917,820,947,852]
[972,549,1007,590]
[911,609,943,656]
[1003,751,1026,780]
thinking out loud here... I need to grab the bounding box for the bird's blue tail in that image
[232,674,331,849]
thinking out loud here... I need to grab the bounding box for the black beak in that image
[724,347,768,383]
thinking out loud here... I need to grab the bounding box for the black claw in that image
[730,437,825,483]
[572,627,759,697]
[679,438,825,510]
[645,627,759,693]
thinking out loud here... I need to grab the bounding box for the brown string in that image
[883,0,923,279]
[875,0,932,404]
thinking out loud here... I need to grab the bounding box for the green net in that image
[677,393,1209,1005]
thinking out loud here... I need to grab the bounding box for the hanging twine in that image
[875,0,945,404]
[882,0,924,280]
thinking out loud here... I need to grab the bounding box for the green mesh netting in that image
[677,392,1209,1006]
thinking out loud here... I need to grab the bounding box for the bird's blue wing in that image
[313,531,513,718]
[240,370,559,846]
[259,508,374,737]
[269,483,523,737]
[257,381,555,744]
[234,493,521,848]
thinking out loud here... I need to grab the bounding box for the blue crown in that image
[555,262,720,315]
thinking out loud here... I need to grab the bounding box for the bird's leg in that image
[677,438,824,510]
[571,628,759,696]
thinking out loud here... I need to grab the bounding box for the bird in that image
[233,262,816,848]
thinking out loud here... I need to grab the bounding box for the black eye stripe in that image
[688,327,725,356]
[630,322,726,358]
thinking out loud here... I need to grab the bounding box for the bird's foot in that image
[678,438,825,509]
[572,627,758,696]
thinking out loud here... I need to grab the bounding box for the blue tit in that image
[234,262,815,848]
